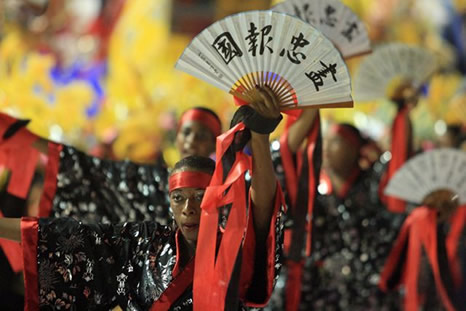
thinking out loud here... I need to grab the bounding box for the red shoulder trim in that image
[21,217,39,311]
[38,143,62,217]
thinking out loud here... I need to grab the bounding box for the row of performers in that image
[0,84,464,310]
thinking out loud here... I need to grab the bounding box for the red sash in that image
[193,123,252,310]
[381,106,410,213]
[279,113,321,311]
[380,206,465,311]
[150,259,195,311]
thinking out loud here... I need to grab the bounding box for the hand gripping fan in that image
[384,148,466,205]
[175,10,353,110]
[354,43,437,102]
[272,0,371,59]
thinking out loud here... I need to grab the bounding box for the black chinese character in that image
[321,5,337,27]
[293,4,315,24]
[341,22,359,42]
[305,61,338,91]
[279,32,309,64]
[212,32,243,65]
[245,23,273,56]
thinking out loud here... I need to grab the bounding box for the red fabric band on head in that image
[179,109,221,138]
[169,171,212,192]
[330,124,363,149]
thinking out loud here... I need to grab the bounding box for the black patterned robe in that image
[266,141,405,310]
[21,193,285,310]
[40,144,170,225]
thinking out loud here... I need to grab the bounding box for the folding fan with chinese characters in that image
[175,10,353,110]
[384,149,466,205]
[354,43,437,102]
[272,0,371,59]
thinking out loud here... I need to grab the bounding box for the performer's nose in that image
[182,198,197,216]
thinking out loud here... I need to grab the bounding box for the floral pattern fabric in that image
[37,218,173,310]
[34,201,284,310]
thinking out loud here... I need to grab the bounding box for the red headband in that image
[179,109,221,138]
[169,171,212,192]
[330,124,363,149]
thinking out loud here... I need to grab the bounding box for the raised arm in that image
[248,86,282,242]
[0,218,21,242]
[286,109,319,153]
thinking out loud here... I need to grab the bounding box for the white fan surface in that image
[354,43,437,102]
[384,148,466,204]
[272,0,371,59]
[175,10,353,110]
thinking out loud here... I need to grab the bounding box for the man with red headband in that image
[0,106,222,291]
[267,121,408,310]
[0,86,285,310]
[176,107,221,159]
[0,106,222,226]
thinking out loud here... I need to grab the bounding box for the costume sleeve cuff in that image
[21,217,39,311]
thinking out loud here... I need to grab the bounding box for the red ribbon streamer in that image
[381,106,410,213]
[446,206,466,287]
[279,113,321,311]
[284,260,305,311]
[168,171,212,192]
[179,108,222,138]
[380,206,465,311]
[193,122,252,311]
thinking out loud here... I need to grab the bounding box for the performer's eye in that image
[171,193,184,203]
[195,192,205,202]
[197,130,210,141]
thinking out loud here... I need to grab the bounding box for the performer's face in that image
[170,185,205,246]
[176,121,216,159]
[323,133,358,172]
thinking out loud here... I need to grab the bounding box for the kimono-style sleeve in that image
[242,186,285,308]
[21,217,173,311]
[41,144,170,224]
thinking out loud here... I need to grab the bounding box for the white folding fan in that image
[272,0,371,59]
[175,10,353,110]
[353,43,437,102]
[384,149,466,205]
